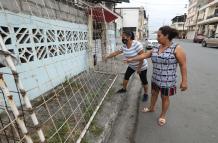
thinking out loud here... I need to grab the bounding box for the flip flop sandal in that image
[158,118,166,126]
[141,107,152,113]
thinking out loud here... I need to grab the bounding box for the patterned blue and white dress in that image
[151,43,178,96]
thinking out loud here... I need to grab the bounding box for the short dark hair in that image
[122,31,135,40]
[159,26,178,41]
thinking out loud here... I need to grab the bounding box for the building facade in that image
[115,7,148,40]
[143,11,149,39]
[171,14,187,39]
[185,0,205,39]
[197,0,218,37]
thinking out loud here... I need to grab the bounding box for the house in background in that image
[185,0,218,39]
[171,14,187,39]
[144,13,149,39]
[115,7,148,40]
[197,0,218,38]
[185,0,205,39]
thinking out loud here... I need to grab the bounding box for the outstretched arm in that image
[136,50,145,73]
[175,45,188,91]
[127,50,152,62]
[106,50,122,59]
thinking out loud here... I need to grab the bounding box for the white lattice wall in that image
[0,1,119,142]
[0,11,88,104]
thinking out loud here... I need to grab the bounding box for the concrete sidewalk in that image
[81,55,143,143]
[107,73,143,143]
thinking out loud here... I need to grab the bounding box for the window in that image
[215,9,218,16]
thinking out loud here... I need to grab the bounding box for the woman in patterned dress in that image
[126,26,188,126]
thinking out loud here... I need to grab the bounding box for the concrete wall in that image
[0,11,88,105]
[122,9,139,28]
[186,31,195,39]
[0,0,87,24]
[0,0,118,105]
[0,0,89,105]
[171,22,187,31]
[115,8,146,40]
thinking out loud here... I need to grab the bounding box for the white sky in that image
[116,0,189,34]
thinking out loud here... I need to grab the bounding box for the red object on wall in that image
[89,6,118,23]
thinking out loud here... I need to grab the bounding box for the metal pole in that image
[0,35,45,142]
[76,75,118,143]
[0,74,33,143]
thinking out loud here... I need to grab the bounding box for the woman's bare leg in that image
[123,79,128,89]
[148,89,159,111]
[160,96,170,118]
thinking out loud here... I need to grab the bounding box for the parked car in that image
[202,35,218,47]
[145,39,159,50]
[193,34,205,43]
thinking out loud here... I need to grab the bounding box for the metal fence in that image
[0,0,118,142]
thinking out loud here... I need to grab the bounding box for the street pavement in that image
[134,40,218,143]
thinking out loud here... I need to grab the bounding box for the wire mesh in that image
[0,0,118,143]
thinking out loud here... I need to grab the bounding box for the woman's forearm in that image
[130,51,151,61]
[107,51,121,59]
[180,63,187,83]
[107,53,116,59]
[137,60,143,69]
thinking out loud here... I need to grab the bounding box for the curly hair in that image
[159,26,178,41]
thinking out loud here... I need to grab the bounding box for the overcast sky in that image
[116,0,189,34]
